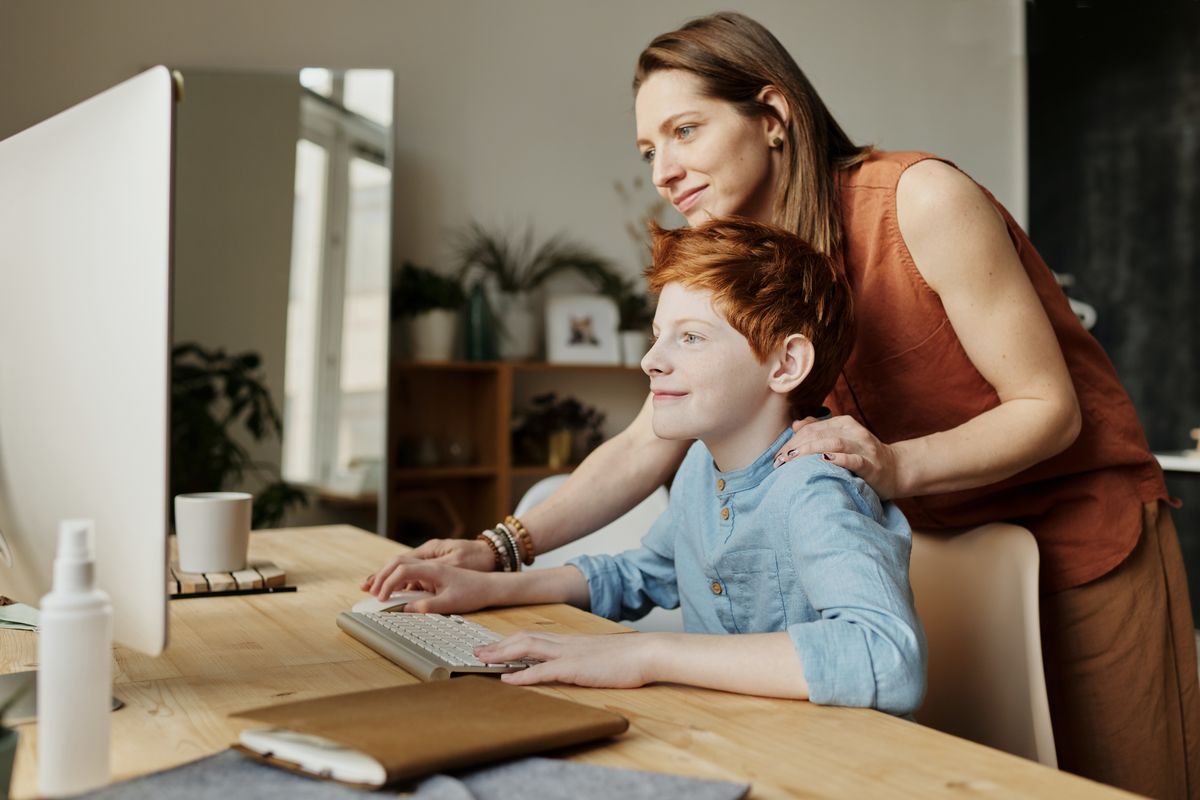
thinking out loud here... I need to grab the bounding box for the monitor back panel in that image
[0,66,174,655]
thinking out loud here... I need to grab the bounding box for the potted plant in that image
[511,392,606,468]
[455,223,612,360]
[391,260,466,361]
[171,343,309,529]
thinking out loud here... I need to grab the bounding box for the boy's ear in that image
[768,334,814,396]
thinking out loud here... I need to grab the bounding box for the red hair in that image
[646,217,855,418]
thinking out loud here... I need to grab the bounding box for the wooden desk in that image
[1,526,1131,799]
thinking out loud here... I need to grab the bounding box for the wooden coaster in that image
[168,560,288,597]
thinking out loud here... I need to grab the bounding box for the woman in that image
[368,12,1197,796]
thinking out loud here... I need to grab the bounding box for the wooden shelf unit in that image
[386,360,647,542]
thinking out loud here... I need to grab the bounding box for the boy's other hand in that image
[774,415,902,499]
[477,631,659,689]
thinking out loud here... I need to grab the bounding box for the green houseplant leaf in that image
[170,343,308,529]
[390,261,466,318]
[454,222,615,293]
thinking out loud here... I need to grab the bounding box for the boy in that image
[370,218,926,714]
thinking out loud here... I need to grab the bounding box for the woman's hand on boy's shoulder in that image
[774,416,903,500]
[482,631,661,689]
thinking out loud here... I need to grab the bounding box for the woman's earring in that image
[771,136,783,149]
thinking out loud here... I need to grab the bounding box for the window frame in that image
[288,80,391,488]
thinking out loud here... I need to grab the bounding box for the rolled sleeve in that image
[788,619,879,708]
[568,554,623,620]
[786,468,927,715]
[788,602,925,714]
[567,508,679,622]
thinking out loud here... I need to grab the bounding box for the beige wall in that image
[173,71,299,477]
[0,0,1027,273]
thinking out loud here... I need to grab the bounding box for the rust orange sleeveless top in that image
[827,151,1169,593]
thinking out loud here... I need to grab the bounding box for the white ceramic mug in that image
[174,492,252,573]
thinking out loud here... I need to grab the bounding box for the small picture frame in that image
[544,294,620,365]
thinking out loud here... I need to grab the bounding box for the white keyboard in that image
[336,611,535,681]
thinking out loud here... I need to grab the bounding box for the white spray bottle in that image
[37,519,112,796]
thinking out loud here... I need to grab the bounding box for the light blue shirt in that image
[569,428,927,716]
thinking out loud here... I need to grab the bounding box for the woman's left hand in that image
[774,415,902,499]
[476,631,657,689]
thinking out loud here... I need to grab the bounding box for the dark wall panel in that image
[1028,0,1200,613]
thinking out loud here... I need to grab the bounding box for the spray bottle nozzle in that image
[56,520,95,563]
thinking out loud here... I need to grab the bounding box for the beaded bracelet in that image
[494,523,522,573]
[494,526,518,572]
[496,520,526,566]
[477,528,512,572]
[483,525,520,572]
[494,522,518,566]
[504,515,536,566]
[472,527,501,573]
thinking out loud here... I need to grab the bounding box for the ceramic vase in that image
[547,429,574,469]
[464,283,499,361]
[408,309,458,361]
[496,291,539,360]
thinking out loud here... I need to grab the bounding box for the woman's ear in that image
[757,85,791,146]
[768,334,813,396]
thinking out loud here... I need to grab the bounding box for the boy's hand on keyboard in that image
[476,631,657,689]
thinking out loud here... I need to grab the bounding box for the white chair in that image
[910,524,1058,767]
[515,475,683,632]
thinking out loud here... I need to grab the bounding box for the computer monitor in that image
[0,66,175,656]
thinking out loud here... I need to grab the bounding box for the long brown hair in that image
[634,12,872,257]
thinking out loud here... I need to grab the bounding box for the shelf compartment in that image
[393,466,498,480]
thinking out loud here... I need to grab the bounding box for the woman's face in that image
[635,69,781,226]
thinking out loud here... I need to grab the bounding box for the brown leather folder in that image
[231,676,629,787]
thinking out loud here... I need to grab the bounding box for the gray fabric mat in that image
[77,749,750,799]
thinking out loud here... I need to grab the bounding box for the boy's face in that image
[641,283,779,443]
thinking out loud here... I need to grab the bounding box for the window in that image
[282,70,393,490]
